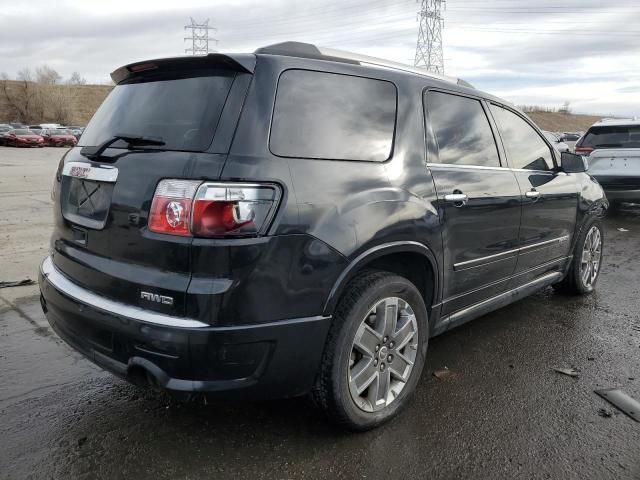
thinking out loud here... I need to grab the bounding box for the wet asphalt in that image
[0,149,639,479]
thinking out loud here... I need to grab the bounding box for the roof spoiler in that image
[111,53,256,84]
[255,41,473,89]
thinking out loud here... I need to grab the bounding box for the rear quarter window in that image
[270,69,397,162]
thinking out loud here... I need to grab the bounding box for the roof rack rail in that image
[255,42,473,89]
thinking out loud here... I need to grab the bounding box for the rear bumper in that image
[39,256,331,399]
[602,189,640,202]
[592,175,640,202]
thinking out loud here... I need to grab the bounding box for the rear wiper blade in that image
[80,133,165,160]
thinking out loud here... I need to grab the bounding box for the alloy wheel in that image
[348,297,419,412]
[580,225,602,288]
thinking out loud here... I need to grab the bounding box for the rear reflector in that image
[148,180,280,238]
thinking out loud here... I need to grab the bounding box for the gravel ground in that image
[0,147,638,479]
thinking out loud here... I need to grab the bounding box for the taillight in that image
[575,147,594,156]
[192,183,280,237]
[148,180,200,236]
[148,180,280,238]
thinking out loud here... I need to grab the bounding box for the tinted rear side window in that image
[490,105,554,171]
[425,91,500,167]
[80,71,235,152]
[579,125,640,149]
[270,70,397,161]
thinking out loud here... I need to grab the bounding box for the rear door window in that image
[579,125,640,149]
[490,105,554,171]
[80,71,236,152]
[425,91,500,167]
[270,70,397,162]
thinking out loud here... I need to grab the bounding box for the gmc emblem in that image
[140,291,174,306]
[69,166,91,178]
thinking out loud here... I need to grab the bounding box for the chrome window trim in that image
[427,162,554,174]
[41,256,208,328]
[62,162,119,183]
[427,163,509,172]
[454,235,570,271]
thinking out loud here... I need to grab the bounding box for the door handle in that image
[444,193,469,206]
[525,190,541,199]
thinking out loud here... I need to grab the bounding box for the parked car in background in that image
[66,126,84,140]
[4,129,44,147]
[28,125,44,135]
[561,132,582,142]
[9,122,25,129]
[543,131,570,153]
[39,42,607,431]
[560,132,582,151]
[576,118,640,206]
[0,125,13,146]
[40,128,78,147]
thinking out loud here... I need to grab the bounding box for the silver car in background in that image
[575,118,640,206]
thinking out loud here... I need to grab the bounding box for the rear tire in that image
[554,219,604,295]
[312,271,429,431]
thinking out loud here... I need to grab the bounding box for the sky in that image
[1,0,639,116]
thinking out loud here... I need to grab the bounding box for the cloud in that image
[0,0,638,115]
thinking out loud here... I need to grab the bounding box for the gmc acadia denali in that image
[39,42,608,430]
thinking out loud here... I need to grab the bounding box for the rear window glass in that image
[80,72,235,152]
[580,126,640,149]
[425,91,500,167]
[270,70,397,162]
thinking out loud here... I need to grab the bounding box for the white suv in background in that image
[575,118,640,206]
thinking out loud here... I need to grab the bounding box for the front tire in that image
[554,219,604,295]
[312,271,429,431]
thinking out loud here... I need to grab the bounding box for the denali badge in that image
[140,291,174,306]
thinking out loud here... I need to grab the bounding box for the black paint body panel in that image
[40,51,607,396]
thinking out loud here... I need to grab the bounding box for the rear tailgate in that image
[588,148,640,189]
[50,55,254,319]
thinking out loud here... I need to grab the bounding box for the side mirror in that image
[560,151,588,173]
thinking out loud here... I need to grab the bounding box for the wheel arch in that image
[322,241,440,318]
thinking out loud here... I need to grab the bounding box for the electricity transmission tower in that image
[414,0,445,74]
[184,18,218,55]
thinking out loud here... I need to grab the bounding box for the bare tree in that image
[1,66,86,124]
[1,69,44,122]
[35,65,62,85]
[559,101,572,114]
[67,72,87,85]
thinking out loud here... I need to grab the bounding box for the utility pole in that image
[184,18,218,55]
[414,0,445,74]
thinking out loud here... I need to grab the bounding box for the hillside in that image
[0,81,112,125]
[2,80,601,133]
[526,111,601,133]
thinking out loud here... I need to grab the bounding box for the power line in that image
[184,17,218,56]
[414,0,446,74]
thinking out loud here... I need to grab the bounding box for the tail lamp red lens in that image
[575,147,594,156]
[148,180,200,236]
[149,180,279,238]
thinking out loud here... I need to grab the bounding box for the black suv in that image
[39,42,607,430]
